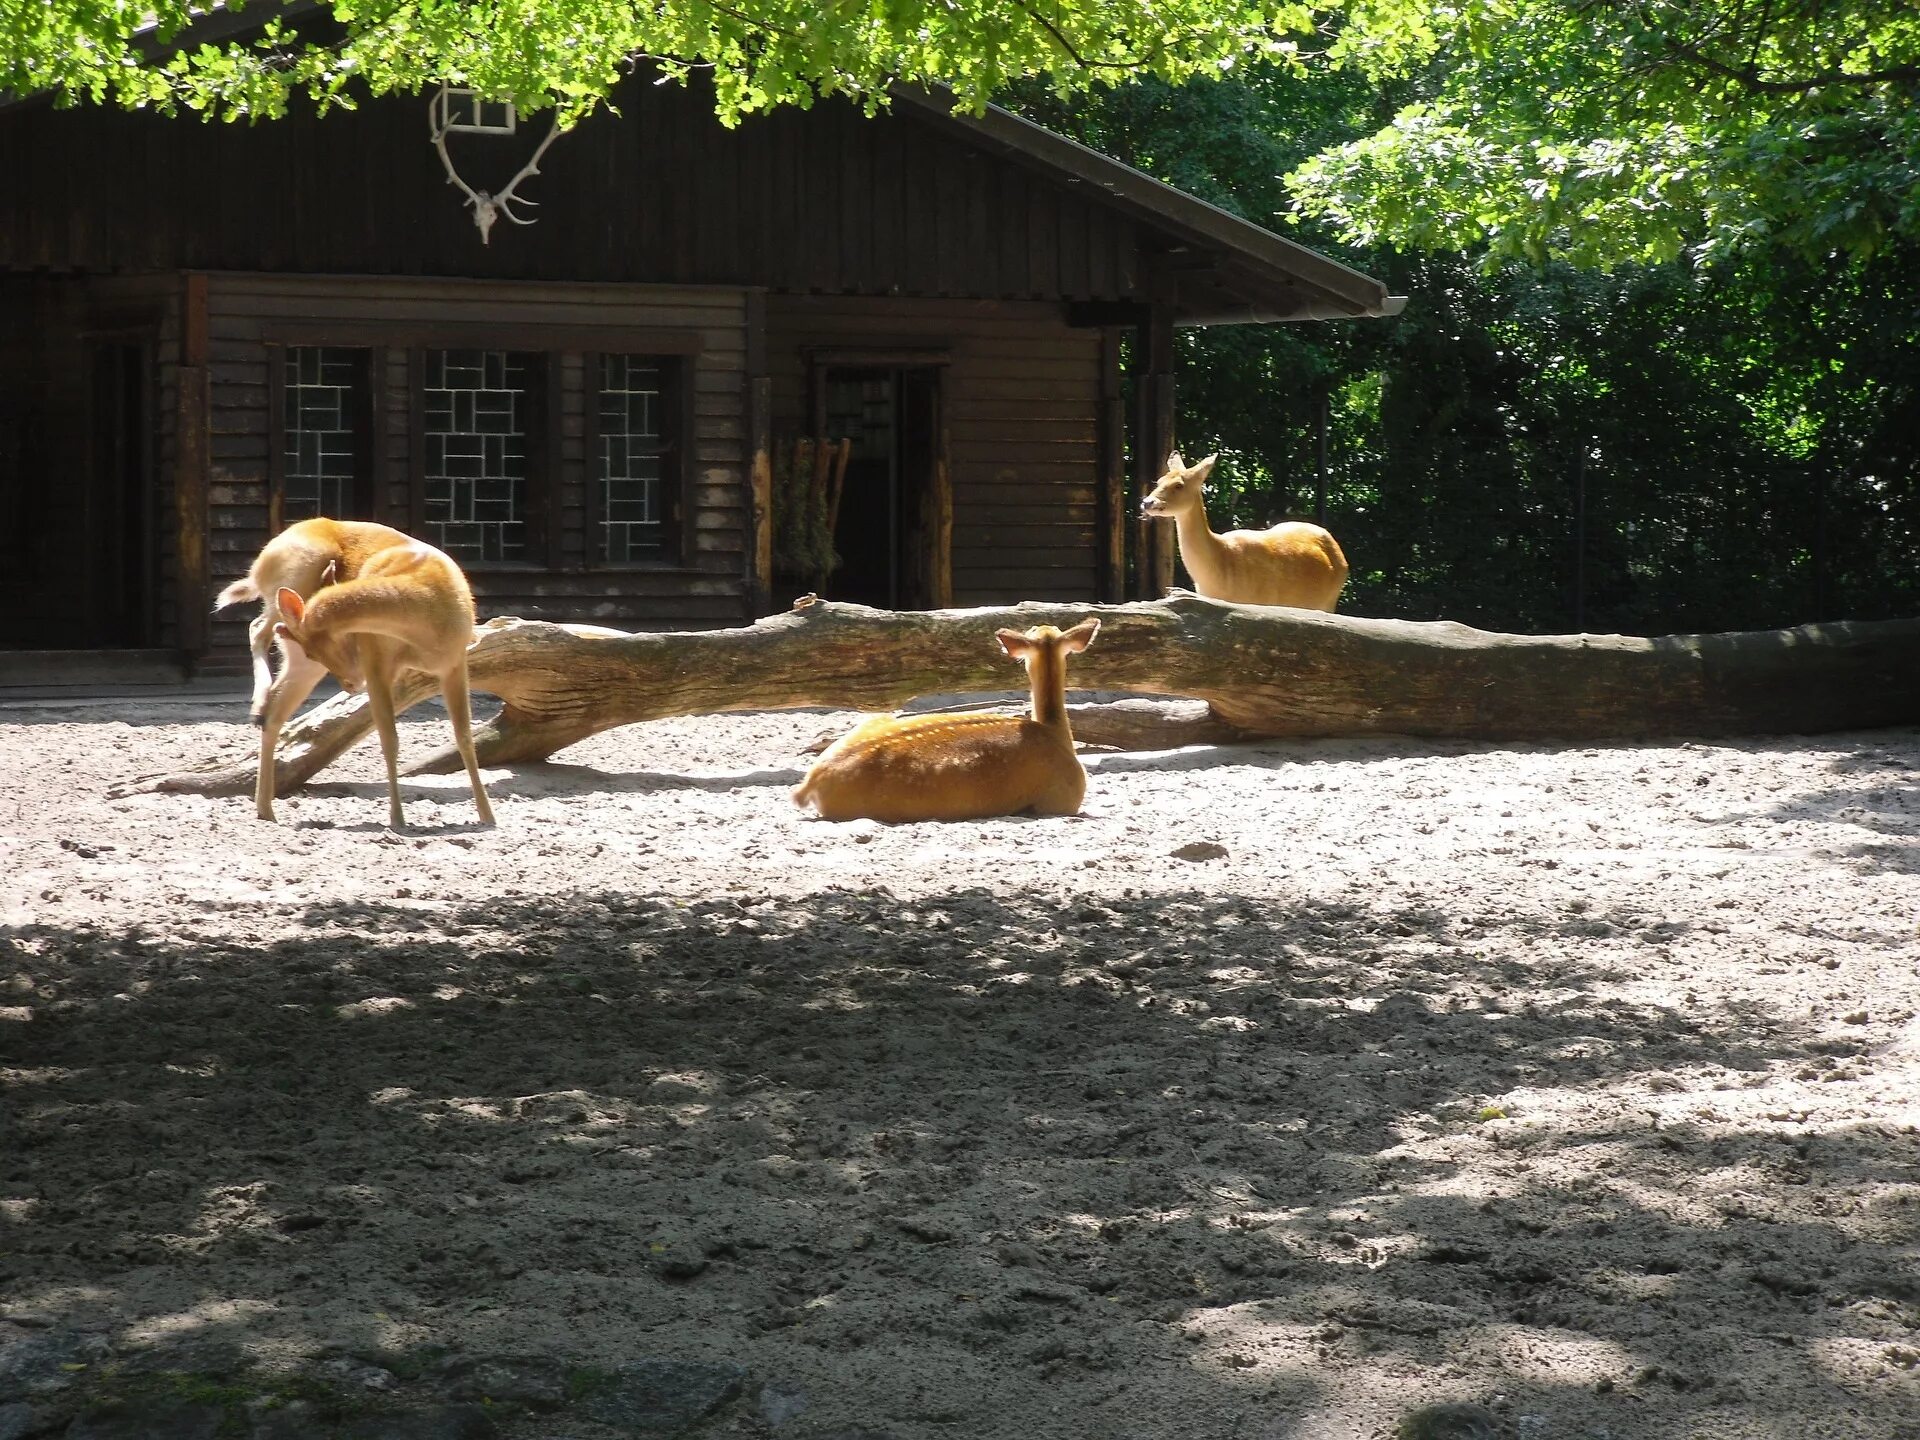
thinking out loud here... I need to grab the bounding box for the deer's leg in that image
[246,609,278,723]
[254,648,327,821]
[363,654,406,831]
[440,660,496,826]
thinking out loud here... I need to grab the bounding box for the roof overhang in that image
[892,86,1406,327]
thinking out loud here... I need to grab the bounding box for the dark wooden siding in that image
[767,296,1101,606]
[0,80,1144,303]
[201,274,750,666]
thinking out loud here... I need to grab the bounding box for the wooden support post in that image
[745,293,773,617]
[174,273,210,668]
[929,381,953,609]
[1097,327,1127,603]
[1130,302,1176,599]
[1149,371,1177,598]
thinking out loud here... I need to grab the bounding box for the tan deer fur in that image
[214,518,418,725]
[257,532,496,829]
[1141,452,1348,610]
[793,619,1101,823]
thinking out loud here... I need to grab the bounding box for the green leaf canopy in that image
[1288,0,1920,267]
[0,0,1316,123]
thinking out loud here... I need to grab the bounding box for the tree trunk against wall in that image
[121,595,1920,803]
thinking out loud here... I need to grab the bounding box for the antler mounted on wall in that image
[427,85,562,245]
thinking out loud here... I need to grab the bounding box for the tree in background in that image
[0,0,1314,122]
[1290,0,1920,268]
[1016,7,1920,634]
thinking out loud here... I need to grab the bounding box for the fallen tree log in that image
[122,594,1920,801]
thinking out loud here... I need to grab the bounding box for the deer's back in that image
[800,712,1084,822]
[1209,522,1349,610]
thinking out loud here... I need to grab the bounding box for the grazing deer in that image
[214,518,417,728]
[1140,452,1348,610]
[229,524,496,828]
[793,619,1101,823]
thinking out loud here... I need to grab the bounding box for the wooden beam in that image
[745,292,772,617]
[174,272,210,667]
[1097,326,1127,603]
[1129,302,1176,599]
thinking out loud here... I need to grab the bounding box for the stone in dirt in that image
[0,1331,113,1401]
[646,1235,711,1280]
[436,1354,570,1409]
[1394,1402,1505,1440]
[577,1359,748,1433]
[67,1405,226,1440]
[1170,841,1228,862]
[755,1379,808,1429]
[334,1405,499,1440]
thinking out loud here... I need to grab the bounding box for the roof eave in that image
[891,84,1402,323]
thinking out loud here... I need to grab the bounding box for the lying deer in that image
[1141,452,1348,610]
[226,523,496,828]
[793,619,1102,823]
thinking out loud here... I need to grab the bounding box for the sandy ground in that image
[3,684,1919,1439]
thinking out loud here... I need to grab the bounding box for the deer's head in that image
[1140,452,1218,519]
[273,588,367,693]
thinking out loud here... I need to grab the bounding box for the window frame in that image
[408,344,551,569]
[582,349,696,570]
[266,342,379,533]
[258,322,704,571]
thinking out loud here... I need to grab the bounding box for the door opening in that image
[819,365,941,609]
[88,342,157,647]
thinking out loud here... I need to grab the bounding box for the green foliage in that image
[1289,0,1920,268]
[1010,61,1920,634]
[0,0,1318,124]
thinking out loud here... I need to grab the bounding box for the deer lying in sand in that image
[793,619,1101,823]
[220,520,495,828]
[1141,452,1348,610]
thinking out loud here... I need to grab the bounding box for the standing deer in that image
[227,523,495,828]
[1141,452,1348,610]
[793,619,1101,823]
[214,518,418,729]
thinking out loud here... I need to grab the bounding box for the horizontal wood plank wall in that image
[766,295,1101,607]
[0,82,1143,303]
[201,274,749,668]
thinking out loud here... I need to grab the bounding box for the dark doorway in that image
[819,365,942,608]
[0,339,155,649]
[88,342,157,647]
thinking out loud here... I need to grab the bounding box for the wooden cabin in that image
[0,74,1401,676]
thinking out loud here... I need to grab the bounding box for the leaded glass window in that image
[282,347,363,523]
[422,348,530,563]
[598,355,670,562]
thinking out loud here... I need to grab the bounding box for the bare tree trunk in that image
[121,595,1920,801]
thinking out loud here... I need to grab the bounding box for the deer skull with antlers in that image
[428,93,561,245]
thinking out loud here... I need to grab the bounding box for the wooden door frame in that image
[80,327,161,648]
[803,347,952,609]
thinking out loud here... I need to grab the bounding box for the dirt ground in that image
[3,684,1919,1439]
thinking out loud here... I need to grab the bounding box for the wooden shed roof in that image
[2,6,1403,325]
[896,88,1405,326]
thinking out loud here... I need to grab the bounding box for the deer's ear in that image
[996,628,1033,660]
[1165,450,1186,473]
[1061,618,1101,654]
[1191,454,1219,478]
[275,588,306,624]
